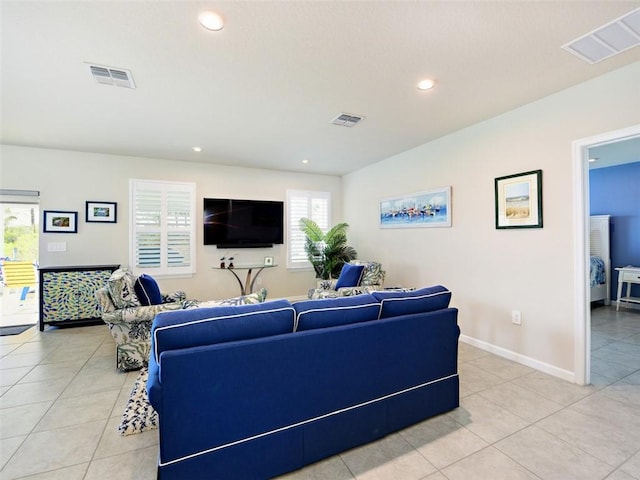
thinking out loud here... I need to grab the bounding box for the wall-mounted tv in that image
[204,198,284,248]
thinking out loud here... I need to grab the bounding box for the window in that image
[130,180,196,277]
[286,189,330,269]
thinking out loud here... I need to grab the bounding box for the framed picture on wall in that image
[86,201,117,223]
[495,170,543,229]
[379,186,452,228]
[43,210,78,233]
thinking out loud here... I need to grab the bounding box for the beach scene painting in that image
[505,181,530,219]
[495,170,542,229]
[380,187,451,228]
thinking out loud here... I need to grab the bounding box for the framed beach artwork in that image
[495,170,543,229]
[43,210,78,233]
[380,186,451,228]
[86,201,117,223]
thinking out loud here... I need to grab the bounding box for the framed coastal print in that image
[86,201,117,223]
[495,170,542,229]
[43,210,78,233]
[380,186,451,228]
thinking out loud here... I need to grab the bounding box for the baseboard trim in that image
[459,334,575,383]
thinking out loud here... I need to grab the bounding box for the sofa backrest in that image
[372,285,451,318]
[152,299,295,363]
[293,294,381,331]
[151,286,453,361]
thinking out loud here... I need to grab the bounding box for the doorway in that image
[573,124,640,385]
[1,198,40,330]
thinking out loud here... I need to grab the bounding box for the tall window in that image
[130,180,196,277]
[286,189,330,269]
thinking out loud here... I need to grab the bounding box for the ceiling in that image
[589,137,640,169]
[2,1,639,176]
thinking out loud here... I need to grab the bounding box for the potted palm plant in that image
[299,218,357,280]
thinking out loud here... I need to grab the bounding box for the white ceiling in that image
[589,137,640,169]
[2,1,640,176]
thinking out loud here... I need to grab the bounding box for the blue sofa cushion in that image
[334,263,365,289]
[135,274,163,306]
[152,299,295,363]
[372,285,451,318]
[293,294,381,331]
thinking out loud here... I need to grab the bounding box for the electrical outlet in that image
[512,310,522,325]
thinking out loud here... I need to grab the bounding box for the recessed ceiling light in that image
[199,11,224,31]
[301,159,309,164]
[192,146,202,153]
[417,79,436,91]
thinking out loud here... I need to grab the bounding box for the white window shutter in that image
[130,180,196,276]
[286,190,330,269]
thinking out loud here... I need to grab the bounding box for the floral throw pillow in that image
[107,269,140,309]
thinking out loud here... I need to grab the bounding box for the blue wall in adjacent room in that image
[590,161,640,301]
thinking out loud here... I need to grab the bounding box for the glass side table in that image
[212,264,277,295]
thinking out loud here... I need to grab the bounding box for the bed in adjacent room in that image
[590,215,611,305]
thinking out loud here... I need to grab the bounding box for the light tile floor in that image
[0,305,638,479]
[0,289,38,329]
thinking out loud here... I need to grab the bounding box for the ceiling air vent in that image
[87,63,136,89]
[562,8,640,64]
[331,113,365,127]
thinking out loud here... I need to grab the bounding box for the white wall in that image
[0,147,342,300]
[343,61,640,378]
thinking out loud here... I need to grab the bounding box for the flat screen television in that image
[204,198,284,248]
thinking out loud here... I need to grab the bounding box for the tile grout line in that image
[0,326,111,477]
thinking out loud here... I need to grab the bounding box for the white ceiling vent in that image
[331,113,365,127]
[562,8,640,64]
[87,63,136,88]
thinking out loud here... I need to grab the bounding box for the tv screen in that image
[204,198,284,248]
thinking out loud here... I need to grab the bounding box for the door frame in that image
[572,123,640,385]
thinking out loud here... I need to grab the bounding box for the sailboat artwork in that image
[379,187,452,228]
[505,182,531,219]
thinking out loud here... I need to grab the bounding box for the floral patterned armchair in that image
[95,269,189,371]
[96,268,269,371]
[307,261,386,299]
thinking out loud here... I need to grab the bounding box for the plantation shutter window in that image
[286,190,330,269]
[130,180,196,276]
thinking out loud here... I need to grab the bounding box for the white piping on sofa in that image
[158,373,459,467]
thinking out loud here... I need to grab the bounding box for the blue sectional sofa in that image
[147,286,460,480]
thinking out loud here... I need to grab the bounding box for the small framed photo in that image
[264,256,274,266]
[86,201,117,223]
[43,210,78,233]
[495,170,543,229]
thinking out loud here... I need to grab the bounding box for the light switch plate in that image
[47,242,67,252]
